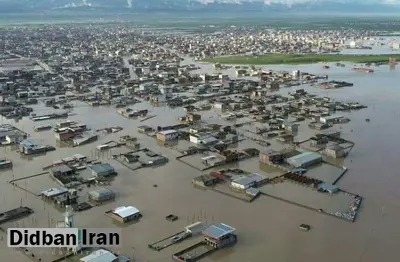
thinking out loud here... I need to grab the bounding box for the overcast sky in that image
[195,0,400,5]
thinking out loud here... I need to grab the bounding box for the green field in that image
[202,54,400,65]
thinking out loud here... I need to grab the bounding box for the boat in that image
[34,125,52,132]
[299,224,311,231]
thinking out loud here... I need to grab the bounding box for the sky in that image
[195,0,400,5]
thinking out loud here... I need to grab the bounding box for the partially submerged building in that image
[192,174,219,187]
[80,249,129,262]
[230,173,267,190]
[317,182,339,194]
[202,223,237,248]
[286,152,322,168]
[259,150,283,164]
[90,163,116,177]
[0,124,27,145]
[50,164,74,177]
[41,187,69,199]
[105,206,142,223]
[325,144,345,158]
[19,139,54,155]
[156,130,179,141]
[184,222,207,235]
[88,188,115,202]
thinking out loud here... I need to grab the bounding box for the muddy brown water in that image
[0,61,399,262]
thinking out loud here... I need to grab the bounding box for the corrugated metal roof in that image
[91,163,114,174]
[232,173,264,186]
[318,182,339,192]
[41,187,68,197]
[80,249,117,262]
[202,223,236,239]
[89,188,115,198]
[287,152,321,167]
[113,206,140,218]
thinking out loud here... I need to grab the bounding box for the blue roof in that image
[318,182,339,192]
[286,152,322,167]
[90,163,114,174]
[20,139,37,148]
[202,223,236,239]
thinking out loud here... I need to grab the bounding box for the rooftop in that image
[20,139,39,148]
[318,182,339,192]
[51,164,73,174]
[232,173,266,186]
[287,151,322,164]
[90,163,115,174]
[113,206,140,218]
[80,249,117,262]
[89,188,115,197]
[202,223,236,240]
[158,129,178,135]
[41,187,68,197]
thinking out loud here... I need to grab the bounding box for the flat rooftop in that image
[202,223,236,239]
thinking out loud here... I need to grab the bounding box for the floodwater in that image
[0,59,400,262]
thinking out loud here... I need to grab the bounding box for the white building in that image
[230,173,265,190]
[325,144,345,158]
[80,249,118,262]
[5,134,25,144]
[111,206,141,223]
[157,130,179,141]
[393,42,400,50]
[184,221,207,235]
[189,133,219,145]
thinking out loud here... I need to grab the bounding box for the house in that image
[230,173,266,190]
[5,134,26,144]
[259,150,283,164]
[90,163,116,177]
[310,136,329,146]
[318,182,339,194]
[192,174,219,187]
[157,130,179,141]
[320,115,343,125]
[201,223,237,249]
[137,125,153,133]
[190,133,219,146]
[19,140,49,155]
[73,133,98,146]
[106,206,142,223]
[50,164,74,177]
[286,152,322,168]
[41,187,69,199]
[325,144,345,158]
[186,113,201,123]
[88,188,115,202]
[184,222,207,235]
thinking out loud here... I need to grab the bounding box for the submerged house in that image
[90,163,116,177]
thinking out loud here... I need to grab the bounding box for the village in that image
[0,24,389,262]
